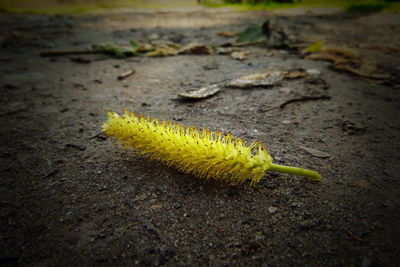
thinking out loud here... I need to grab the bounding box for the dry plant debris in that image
[178,84,222,100]
[226,71,283,88]
[300,146,330,159]
[230,51,251,61]
[304,42,391,81]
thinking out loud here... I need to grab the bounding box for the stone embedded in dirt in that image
[281,119,300,125]
[268,207,278,214]
[226,71,283,89]
[202,62,219,70]
[300,146,330,158]
[178,84,222,100]
[278,87,292,94]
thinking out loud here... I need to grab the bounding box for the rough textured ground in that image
[1,8,400,267]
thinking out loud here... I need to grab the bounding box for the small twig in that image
[280,95,331,109]
[65,143,86,151]
[348,231,364,241]
[40,49,104,57]
[258,95,331,113]
[117,70,136,80]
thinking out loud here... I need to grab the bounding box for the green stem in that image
[269,163,322,181]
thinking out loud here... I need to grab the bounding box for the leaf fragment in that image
[226,71,283,89]
[236,24,265,43]
[178,43,213,55]
[178,84,222,100]
[218,31,237,38]
[230,51,250,61]
[300,146,330,158]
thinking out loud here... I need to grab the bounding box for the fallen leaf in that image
[333,63,391,80]
[230,51,250,61]
[178,84,222,99]
[236,24,265,43]
[300,146,330,158]
[307,53,348,65]
[226,71,283,89]
[95,40,139,58]
[146,46,178,57]
[218,31,237,37]
[305,41,324,53]
[283,69,307,79]
[322,45,359,60]
[178,43,213,55]
[262,19,295,48]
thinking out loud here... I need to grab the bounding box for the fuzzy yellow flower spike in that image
[102,111,321,185]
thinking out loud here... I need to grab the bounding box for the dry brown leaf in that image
[230,51,250,61]
[333,63,391,80]
[322,45,359,60]
[226,71,283,89]
[307,53,349,65]
[178,84,222,99]
[217,31,237,38]
[146,46,178,57]
[178,43,213,55]
[300,146,330,158]
[283,70,307,79]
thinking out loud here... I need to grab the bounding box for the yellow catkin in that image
[102,111,321,185]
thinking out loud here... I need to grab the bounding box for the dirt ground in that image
[1,6,400,267]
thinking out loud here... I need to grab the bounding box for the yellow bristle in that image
[102,111,322,185]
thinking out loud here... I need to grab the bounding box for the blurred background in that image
[1,0,399,14]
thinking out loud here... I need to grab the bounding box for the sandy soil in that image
[1,8,400,266]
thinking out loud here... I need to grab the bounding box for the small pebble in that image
[306,69,321,75]
[268,207,278,214]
